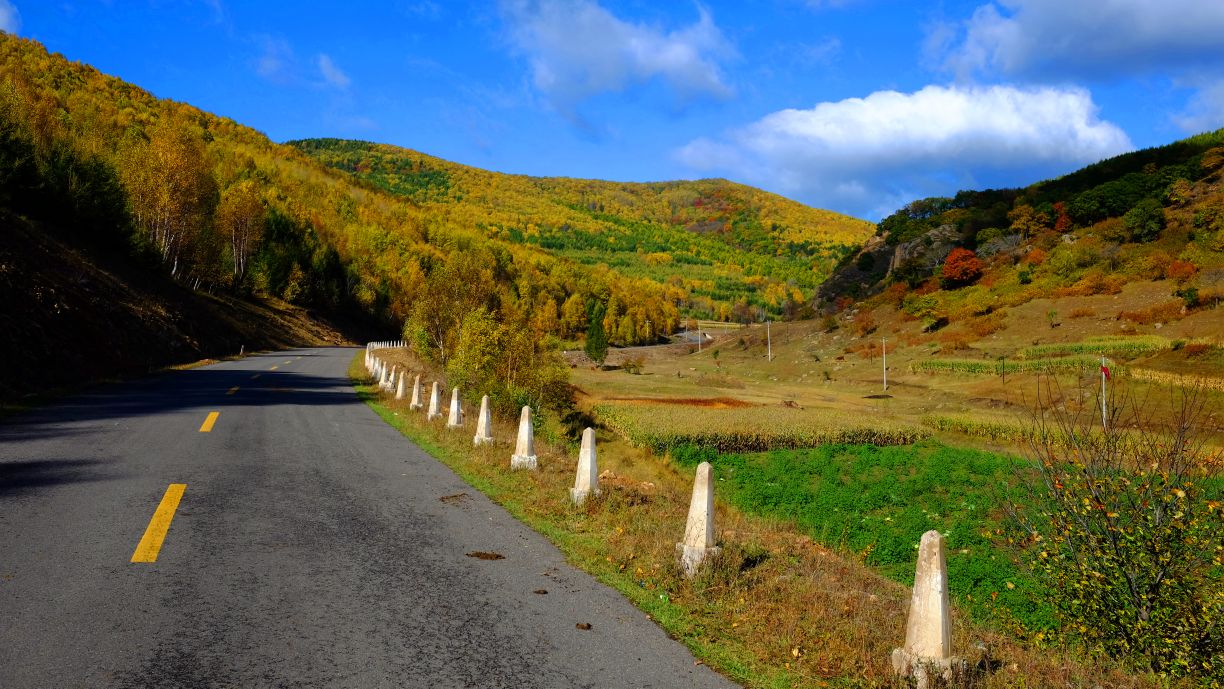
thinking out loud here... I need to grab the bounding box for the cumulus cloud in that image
[0,0,21,33]
[936,0,1224,80]
[316,54,351,90]
[677,84,1132,219]
[500,0,734,116]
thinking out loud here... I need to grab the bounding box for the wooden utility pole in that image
[882,337,887,391]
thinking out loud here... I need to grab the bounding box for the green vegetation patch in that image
[670,441,1056,633]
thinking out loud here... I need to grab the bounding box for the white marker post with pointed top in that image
[446,387,463,428]
[395,372,407,400]
[473,395,494,446]
[427,382,442,420]
[676,461,720,576]
[570,428,599,505]
[510,406,537,470]
[891,530,961,688]
[409,374,423,410]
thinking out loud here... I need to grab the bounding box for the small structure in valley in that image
[427,382,442,420]
[676,461,720,576]
[473,395,494,446]
[570,427,600,505]
[446,387,463,428]
[409,375,423,410]
[891,530,961,688]
[510,406,537,470]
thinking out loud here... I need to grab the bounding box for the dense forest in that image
[0,34,873,410]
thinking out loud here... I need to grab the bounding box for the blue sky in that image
[5,0,1224,220]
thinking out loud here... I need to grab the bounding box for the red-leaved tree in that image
[942,247,983,287]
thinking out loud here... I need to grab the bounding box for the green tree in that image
[584,301,608,364]
[1123,198,1166,242]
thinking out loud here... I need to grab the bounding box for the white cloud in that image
[937,0,1224,80]
[500,0,734,116]
[677,84,1132,220]
[0,0,21,33]
[1174,80,1224,133]
[316,54,351,90]
[255,37,294,82]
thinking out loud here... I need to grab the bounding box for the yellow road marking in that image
[226,386,239,395]
[270,365,278,370]
[284,360,292,364]
[250,373,260,380]
[199,411,219,433]
[131,484,187,563]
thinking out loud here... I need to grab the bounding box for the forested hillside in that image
[821,128,1224,335]
[0,34,871,408]
[291,138,872,320]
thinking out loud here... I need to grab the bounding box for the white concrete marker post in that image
[409,375,423,411]
[570,427,600,505]
[891,530,961,689]
[676,461,720,576]
[395,372,407,400]
[427,382,442,420]
[510,406,537,470]
[378,363,389,390]
[446,387,463,428]
[473,395,494,446]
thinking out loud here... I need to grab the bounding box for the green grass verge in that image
[668,441,1057,636]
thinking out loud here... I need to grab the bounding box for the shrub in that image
[1023,247,1047,265]
[1166,259,1197,284]
[1008,382,1224,681]
[967,311,1007,336]
[937,330,973,352]
[1119,300,1184,325]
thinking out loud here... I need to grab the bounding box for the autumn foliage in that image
[940,247,983,286]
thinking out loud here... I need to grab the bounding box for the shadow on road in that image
[0,458,119,497]
[0,350,358,443]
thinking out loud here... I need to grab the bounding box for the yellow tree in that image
[119,120,217,277]
[216,179,265,286]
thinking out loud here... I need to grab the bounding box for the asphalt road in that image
[0,347,739,689]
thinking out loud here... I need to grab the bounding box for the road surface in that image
[0,347,739,689]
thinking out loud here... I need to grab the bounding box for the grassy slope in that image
[290,138,875,316]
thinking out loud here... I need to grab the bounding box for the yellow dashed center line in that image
[269,365,278,371]
[199,411,220,433]
[284,360,292,364]
[131,484,187,563]
[226,386,239,395]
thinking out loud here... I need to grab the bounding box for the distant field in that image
[595,401,928,452]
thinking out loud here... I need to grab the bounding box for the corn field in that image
[910,355,1111,376]
[1126,367,1224,392]
[1017,335,1172,360]
[593,403,929,452]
